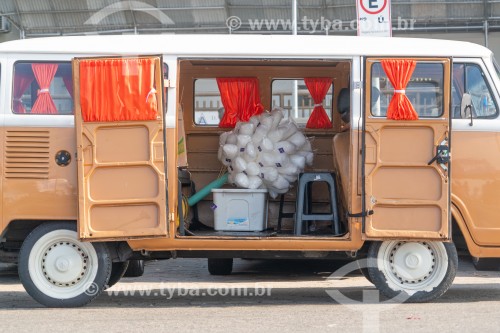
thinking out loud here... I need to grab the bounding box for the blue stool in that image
[294,172,340,236]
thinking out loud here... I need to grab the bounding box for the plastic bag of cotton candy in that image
[218,108,314,198]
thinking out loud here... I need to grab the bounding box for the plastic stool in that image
[294,172,340,236]
[277,194,294,232]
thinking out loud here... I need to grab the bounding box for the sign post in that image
[357,0,392,37]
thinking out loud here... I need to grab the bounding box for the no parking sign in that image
[357,0,392,37]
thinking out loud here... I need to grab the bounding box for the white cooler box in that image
[212,188,268,231]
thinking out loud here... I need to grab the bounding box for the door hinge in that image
[352,81,362,90]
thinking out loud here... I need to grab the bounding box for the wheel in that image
[106,261,129,289]
[472,257,500,271]
[124,259,145,277]
[356,260,373,284]
[18,222,111,308]
[207,258,233,275]
[367,240,458,303]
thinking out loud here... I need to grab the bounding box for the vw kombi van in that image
[0,35,498,307]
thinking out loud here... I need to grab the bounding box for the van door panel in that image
[73,56,167,240]
[363,58,451,240]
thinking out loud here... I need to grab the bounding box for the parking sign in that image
[357,0,392,37]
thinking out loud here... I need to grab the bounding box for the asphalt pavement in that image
[1,257,500,333]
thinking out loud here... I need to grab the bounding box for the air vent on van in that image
[5,131,50,179]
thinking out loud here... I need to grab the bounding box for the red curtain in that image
[381,59,418,120]
[304,78,333,129]
[79,58,158,122]
[216,78,264,128]
[31,63,58,114]
[13,73,33,114]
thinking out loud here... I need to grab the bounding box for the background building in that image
[0,0,498,58]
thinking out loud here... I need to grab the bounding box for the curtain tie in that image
[394,89,406,94]
[313,103,323,107]
[37,88,49,96]
[146,88,157,103]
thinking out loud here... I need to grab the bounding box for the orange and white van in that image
[0,35,498,307]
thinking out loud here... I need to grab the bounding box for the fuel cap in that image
[55,150,71,167]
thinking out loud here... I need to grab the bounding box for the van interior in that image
[176,59,353,239]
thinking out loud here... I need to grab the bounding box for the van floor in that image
[181,229,345,238]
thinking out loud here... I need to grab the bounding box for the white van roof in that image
[0,34,492,58]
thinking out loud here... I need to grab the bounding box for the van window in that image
[193,78,223,125]
[193,78,334,127]
[12,62,73,115]
[452,63,498,119]
[271,79,333,126]
[371,62,444,118]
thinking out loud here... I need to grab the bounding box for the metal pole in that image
[292,0,297,35]
[484,20,489,48]
[483,0,490,48]
[292,0,299,119]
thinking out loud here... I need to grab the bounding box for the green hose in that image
[187,173,228,206]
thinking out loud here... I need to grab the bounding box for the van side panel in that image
[1,127,78,232]
[453,130,500,247]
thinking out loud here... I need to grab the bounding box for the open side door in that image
[73,55,167,240]
[363,57,451,240]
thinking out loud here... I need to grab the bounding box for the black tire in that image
[368,241,458,303]
[18,222,112,308]
[208,258,233,275]
[106,261,129,289]
[472,257,500,271]
[356,260,373,284]
[124,259,145,277]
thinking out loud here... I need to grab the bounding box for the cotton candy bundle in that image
[237,135,251,150]
[252,124,269,145]
[223,144,238,160]
[218,108,315,198]
[247,176,263,189]
[246,162,260,176]
[275,141,296,155]
[244,142,257,161]
[226,133,238,145]
[257,138,274,152]
[239,123,255,135]
[259,166,279,182]
[235,173,250,188]
[230,156,247,173]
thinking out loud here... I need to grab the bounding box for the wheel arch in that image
[451,201,485,257]
[1,220,77,260]
[1,220,133,264]
[3,219,76,241]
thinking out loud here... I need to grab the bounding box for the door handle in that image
[428,144,450,170]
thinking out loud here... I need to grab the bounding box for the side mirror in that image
[461,93,473,126]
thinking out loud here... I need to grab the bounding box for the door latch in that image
[428,142,450,170]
